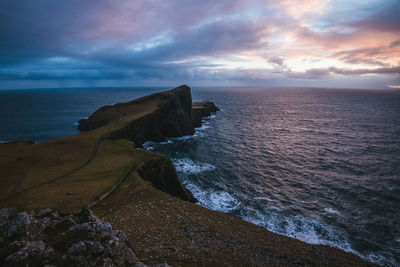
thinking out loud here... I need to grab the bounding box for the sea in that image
[1,87,399,266]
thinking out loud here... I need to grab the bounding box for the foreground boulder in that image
[0,208,143,266]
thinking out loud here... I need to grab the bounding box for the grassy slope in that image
[0,86,375,266]
[0,95,160,212]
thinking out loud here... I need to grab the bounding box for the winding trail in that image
[86,164,135,209]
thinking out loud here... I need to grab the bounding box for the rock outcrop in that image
[0,208,143,266]
[79,85,219,148]
[76,85,218,203]
[137,156,196,203]
[192,101,220,128]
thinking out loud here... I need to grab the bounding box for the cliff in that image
[79,85,219,148]
[80,85,192,147]
[137,155,196,203]
[0,85,375,266]
[75,85,219,203]
[192,101,219,128]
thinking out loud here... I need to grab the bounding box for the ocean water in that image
[1,87,400,266]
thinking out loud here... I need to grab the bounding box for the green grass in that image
[0,92,162,212]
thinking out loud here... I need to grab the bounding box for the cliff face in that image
[137,156,196,203]
[76,85,218,203]
[192,101,220,128]
[107,86,195,147]
[79,85,212,147]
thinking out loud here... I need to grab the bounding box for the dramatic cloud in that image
[0,0,399,89]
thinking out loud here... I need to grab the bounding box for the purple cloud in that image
[0,0,399,89]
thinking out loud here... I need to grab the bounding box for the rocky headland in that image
[0,85,376,266]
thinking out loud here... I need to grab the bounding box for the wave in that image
[196,123,210,131]
[142,139,173,150]
[241,208,353,249]
[239,207,389,266]
[173,158,216,174]
[324,207,340,214]
[184,182,241,212]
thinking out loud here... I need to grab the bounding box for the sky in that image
[0,0,399,89]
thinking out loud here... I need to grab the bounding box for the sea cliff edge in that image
[0,85,375,266]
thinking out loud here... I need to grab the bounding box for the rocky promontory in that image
[76,85,218,203]
[79,85,217,148]
[0,85,376,266]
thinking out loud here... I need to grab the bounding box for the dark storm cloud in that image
[0,0,263,82]
[0,0,247,64]
[0,0,399,89]
[0,0,265,82]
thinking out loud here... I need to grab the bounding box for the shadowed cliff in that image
[79,85,219,148]
[0,85,375,266]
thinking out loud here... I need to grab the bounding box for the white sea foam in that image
[324,207,340,214]
[254,197,273,201]
[173,158,216,174]
[159,140,173,145]
[171,135,195,141]
[362,252,397,267]
[74,122,79,126]
[241,209,352,249]
[239,208,388,266]
[184,182,241,212]
[196,124,210,131]
[285,216,351,248]
[142,141,157,150]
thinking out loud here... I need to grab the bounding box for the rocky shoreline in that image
[0,85,376,266]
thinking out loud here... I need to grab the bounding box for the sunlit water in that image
[1,87,399,266]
